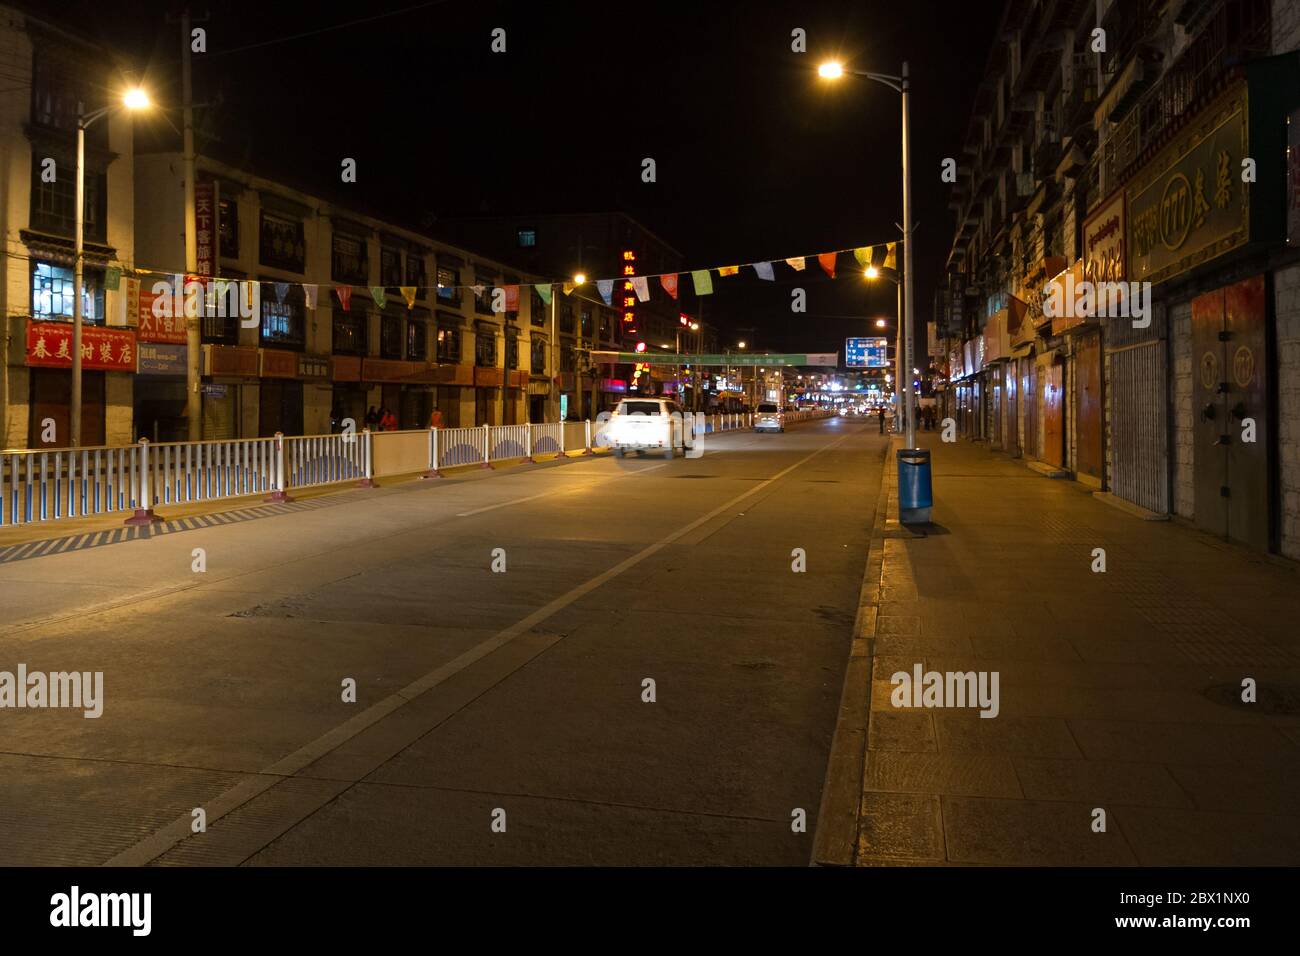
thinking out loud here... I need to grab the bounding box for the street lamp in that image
[820,59,918,451]
[550,274,587,420]
[71,87,151,448]
[865,266,907,435]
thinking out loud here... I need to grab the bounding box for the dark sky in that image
[47,0,1000,355]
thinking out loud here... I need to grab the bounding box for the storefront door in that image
[1042,360,1064,467]
[29,369,104,448]
[1075,331,1103,480]
[1191,274,1270,549]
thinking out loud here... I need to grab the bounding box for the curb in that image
[811,436,891,867]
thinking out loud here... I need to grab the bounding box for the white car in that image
[607,398,694,458]
[754,402,784,433]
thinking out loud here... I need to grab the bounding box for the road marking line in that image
[104,429,851,866]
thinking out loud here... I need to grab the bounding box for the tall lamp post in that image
[866,265,905,432]
[818,60,917,450]
[71,87,151,448]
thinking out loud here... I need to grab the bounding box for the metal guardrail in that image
[2,408,833,527]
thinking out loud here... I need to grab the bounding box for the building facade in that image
[1,4,139,449]
[941,0,1300,559]
[129,152,624,438]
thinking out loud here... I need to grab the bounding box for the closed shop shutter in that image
[1109,340,1168,513]
[204,389,237,440]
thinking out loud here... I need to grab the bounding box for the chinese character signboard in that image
[27,322,137,372]
[1126,81,1249,286]
[845,337,890,368]
[1083,191,1125,285]
[137,343,186,376]
[195,181,218,277]
[138,283,187,344]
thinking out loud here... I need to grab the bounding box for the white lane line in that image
[104,429,851,866]
[454,463,668,516]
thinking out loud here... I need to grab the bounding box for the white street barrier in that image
[2,409,836,529]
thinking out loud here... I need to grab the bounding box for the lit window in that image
[517,229,536,247]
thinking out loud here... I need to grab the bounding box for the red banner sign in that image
[195,181,217,277]
[137,283,188,344]
[27,321,137,372]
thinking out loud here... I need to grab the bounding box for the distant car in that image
[754,402,784,433]
[607,398,694,458]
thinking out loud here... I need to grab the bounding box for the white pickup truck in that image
[605,398,695,459]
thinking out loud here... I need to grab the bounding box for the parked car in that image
[754,402,784,433]
[607,398,694,458]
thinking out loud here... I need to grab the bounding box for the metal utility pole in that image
[70,106,86,447]
[901,60,917,449]
[182,8,202,440]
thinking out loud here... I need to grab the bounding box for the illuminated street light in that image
[71,86,153,447]
[865,265,879,279]
[818,61,844,79]
[574,273,587,285]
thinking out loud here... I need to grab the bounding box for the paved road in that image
[0,417,885,865]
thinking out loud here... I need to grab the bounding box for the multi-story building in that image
[435,211,718,409]
[1,4,139,448]
[130,152,623,437]
[942,0,1300,559]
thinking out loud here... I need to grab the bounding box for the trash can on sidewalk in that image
[897,448,932,524]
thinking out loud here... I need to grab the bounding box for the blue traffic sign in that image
[845,337,890,368]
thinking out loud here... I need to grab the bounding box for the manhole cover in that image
[1202,681,1300,716]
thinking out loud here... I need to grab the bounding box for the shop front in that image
[24,321,137,448]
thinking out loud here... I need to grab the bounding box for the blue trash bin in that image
[897,448,932,524]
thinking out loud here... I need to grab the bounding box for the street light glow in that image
[123,88,150,110]
[818,61,844,79]
[876,318,887,327]
[865,265,879,279]
[737,341,746,349]
[574,273,586,285]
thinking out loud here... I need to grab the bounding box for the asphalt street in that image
[0,417,885,865]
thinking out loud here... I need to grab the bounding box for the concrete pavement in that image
[840,431,1300,866]
[0,417,885,865]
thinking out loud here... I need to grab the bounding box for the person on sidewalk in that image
[380,407,398,432]
[878,406,887,434]
[364,406,379,431]
[429,407,443,430]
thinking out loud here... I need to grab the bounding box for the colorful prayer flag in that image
[818,252,837,278]
[753,261,775,281]
[853,247,872,267]
[503,285,519,312]
[691,270,713,296]
[884,242,897,270]
[631,276,649,302]
[718,265,740,276]
[370,286,387,309]
[785,257,806,271]
[536,284,552,305]
[660,274,679,299]
[274,282,290,304]
[400,286,417,309]
[596,279,614,305]
[303,284,318,309]
[336,285,352,311]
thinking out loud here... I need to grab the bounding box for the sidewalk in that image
[844,432,1300,866]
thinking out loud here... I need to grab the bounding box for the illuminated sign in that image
[845,337,890,368]
[622,249,635,330]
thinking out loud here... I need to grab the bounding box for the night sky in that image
[45,0,1000,355]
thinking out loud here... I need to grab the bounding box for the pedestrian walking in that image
[429,407,443,429]
[878,406,886,434]
[380,407,398,431]
[364,406,378,431]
